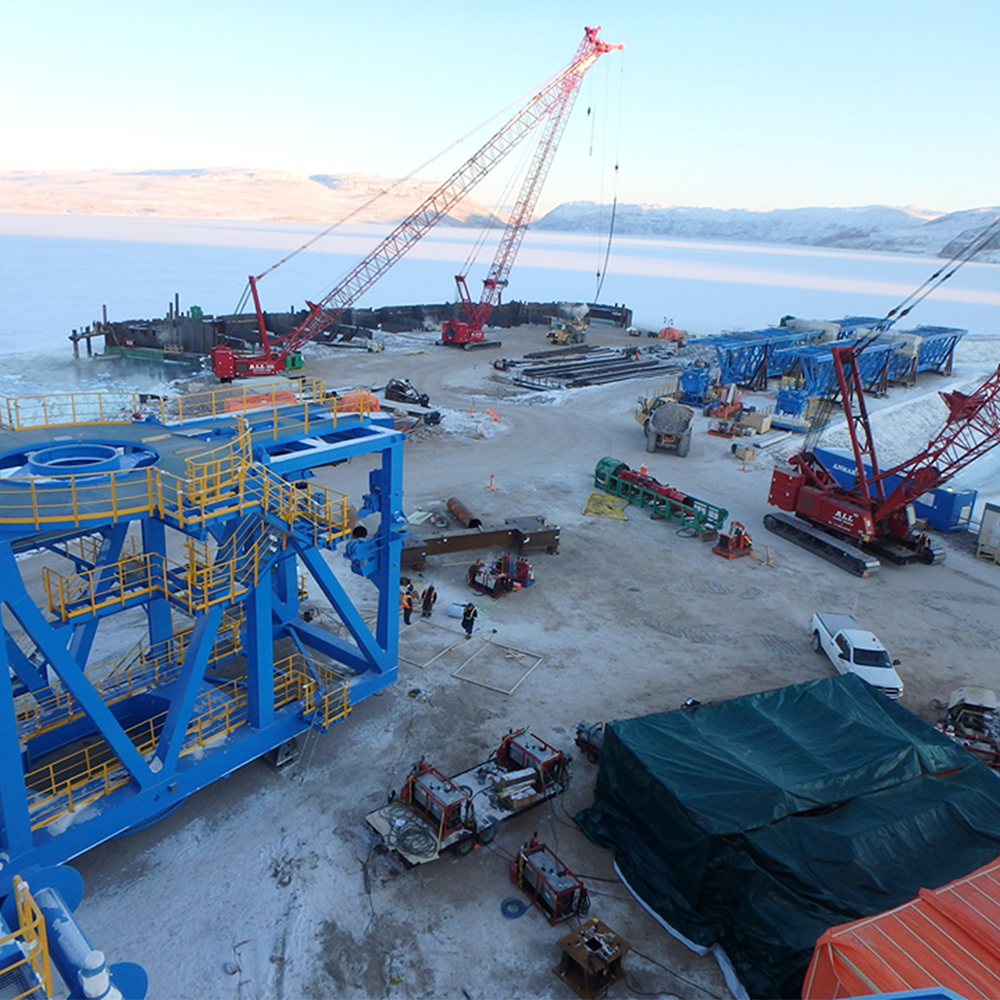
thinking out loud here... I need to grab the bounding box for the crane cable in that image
[878,213,1000,329]
[231,74,558,316]
[595,51,625,302]
[458,130,539,280]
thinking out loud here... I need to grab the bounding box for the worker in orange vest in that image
[421,584,437,618]
[400,589,414,625]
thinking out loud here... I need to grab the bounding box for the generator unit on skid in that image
[509,836,590,925]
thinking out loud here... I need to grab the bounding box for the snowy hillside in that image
[0,168,500,226]
[535,202,1000,262]
[1,168,996,262]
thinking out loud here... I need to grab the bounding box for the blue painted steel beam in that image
[0,645,33,860]
[67,523,130,668]
[0,543,155,791]
[0,710,316,896]
[6,634,48,692]
[140,518,173,651]
[246,568,275,731]
[293,546,395,676]
[153,604,224,774]
[0,400,407,887]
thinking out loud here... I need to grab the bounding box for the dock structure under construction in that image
[0,379,404,886]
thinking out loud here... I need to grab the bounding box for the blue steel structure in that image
[712,328,820,389]
[702,320,964,393]
[0,381,404,891]
[772,340,897,397]
[885,326,966,385]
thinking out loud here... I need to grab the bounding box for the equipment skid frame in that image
[0,384,405,889]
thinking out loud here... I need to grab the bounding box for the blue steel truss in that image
[703,319,965,394]
[885,326,966,385]
[712,329,818,389]
[0,387,404,888]
[771,341,897,397]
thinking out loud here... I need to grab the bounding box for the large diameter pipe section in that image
[447,498,482,529]
[1,866,148,1000]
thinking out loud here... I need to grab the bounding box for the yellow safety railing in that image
[303,663,352,729]
[0,453,350,537]
[0,379,332,432]
[0,379,387,437]
[60,531,140,566]
[25,653,349,830]
[158,378,329,429]
[15,610,245,741]
[0,394,362,532]
[25,726,142,829]
[0,391,138,430]
[0,876,53,1000]
[249,468,353,545]
[43,554,162,623]
[0,469,158,529]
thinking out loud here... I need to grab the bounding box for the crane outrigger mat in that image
[576,674,1000,999]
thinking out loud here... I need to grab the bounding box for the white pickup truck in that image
[811,612,904,700]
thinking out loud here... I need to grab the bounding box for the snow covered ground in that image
[2,212,998,512]
[2,215,1000,999]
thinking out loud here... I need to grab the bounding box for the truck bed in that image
[813,612,860,636]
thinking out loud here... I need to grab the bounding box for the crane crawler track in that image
[763,513,881,578]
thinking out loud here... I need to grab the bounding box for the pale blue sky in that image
[2,0,997,213]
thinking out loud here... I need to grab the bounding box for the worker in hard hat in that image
[462,602,478,638]
[401,589,414,626]
[421,584,437,618]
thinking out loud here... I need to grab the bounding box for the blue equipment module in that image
[812,446,976,532]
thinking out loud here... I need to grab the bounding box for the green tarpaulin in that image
[577,674,1000,999]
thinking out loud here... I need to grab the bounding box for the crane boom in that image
[212,27,622,379]
[770,343,1000,573]
[454,58,586,334]
[872,365,1000,521]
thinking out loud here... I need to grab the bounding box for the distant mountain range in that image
[534,202,1000,262]
[0,169,996,261]
[0,168,499,226]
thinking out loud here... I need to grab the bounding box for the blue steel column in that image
[68,522,129,668]
[245,573,275,730]
[373,436,404,665]
[292,546,389,674]
[0,660,33,861]
[153,603,225,773]
[0,542,154,790]
[272,550,299,623]
[6,634,47,692]
[141,518,173,653]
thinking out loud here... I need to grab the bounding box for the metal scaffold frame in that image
[0,380,404,888]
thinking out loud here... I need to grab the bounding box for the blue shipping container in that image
[812,447,976,532]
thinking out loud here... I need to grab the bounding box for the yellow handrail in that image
[0,379,333,431]
[24,653,349,829]
[0,876,54,1000]
[15,610,246,741]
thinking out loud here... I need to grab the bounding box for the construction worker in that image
[421,584,437,618]
[401,589,414,626]
[462,602,477,639]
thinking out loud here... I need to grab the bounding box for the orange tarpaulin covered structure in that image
[802,856,1000,999]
